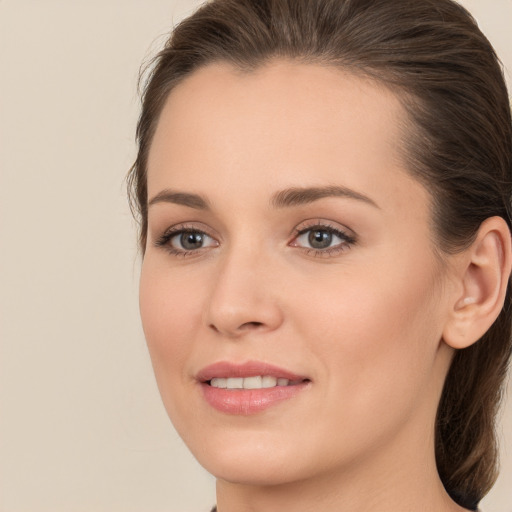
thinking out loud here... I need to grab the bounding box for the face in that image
[140,60,455,486]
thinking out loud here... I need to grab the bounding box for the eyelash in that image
[154,222,356,258]
[291,222,356,257]
[154,224,217,258]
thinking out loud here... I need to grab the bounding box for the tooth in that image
[226,377,244,389]
[262,376,277,388]
[243,376,262,389]
[212,376,292,389]
[210,378,227,388]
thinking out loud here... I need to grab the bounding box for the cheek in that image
[293,255,444,416]
[139,258,203,384]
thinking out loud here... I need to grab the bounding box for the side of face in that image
[139,60,458,485]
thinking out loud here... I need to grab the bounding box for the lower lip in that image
[200,382,309,415]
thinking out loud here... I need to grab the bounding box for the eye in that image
[290,223,356,256]
[173,231,212,251]
[155,226,218,256]
[299,229,337,250]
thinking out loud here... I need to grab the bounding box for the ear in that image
[443,216,512,349]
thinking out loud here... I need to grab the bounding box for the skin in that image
[139,60,497,512]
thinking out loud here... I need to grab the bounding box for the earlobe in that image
[443,216,512,350]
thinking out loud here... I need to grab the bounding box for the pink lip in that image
[196,361,311,415]
[197,360,307,382]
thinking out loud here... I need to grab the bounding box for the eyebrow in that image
[148,190,210,210]
[270,185,379,209]
[147,185,379,210]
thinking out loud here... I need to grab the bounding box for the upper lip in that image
[196,360,309,383]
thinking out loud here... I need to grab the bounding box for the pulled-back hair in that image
[128,0,512,508]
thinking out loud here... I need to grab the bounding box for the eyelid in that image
[155,222,218,241]
[289,219,357,256]
[153,222,220,256]
[291,219,356,240]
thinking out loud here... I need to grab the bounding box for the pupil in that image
[181,232,203,250]
[308,230,332,249]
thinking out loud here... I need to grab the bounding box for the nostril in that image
[241,321,264,329]
[208,321,264,336]
[209,321,263,332]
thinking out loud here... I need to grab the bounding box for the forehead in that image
[147,59,427,218]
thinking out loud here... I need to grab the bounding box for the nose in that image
[204,246,284,338]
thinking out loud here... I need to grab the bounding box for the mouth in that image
[196,361,311,415]
[197,360,310,386]
[207,375,307,389]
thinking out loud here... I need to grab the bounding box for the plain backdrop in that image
[1,1,511,511]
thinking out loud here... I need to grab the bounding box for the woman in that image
[128,0,512,510]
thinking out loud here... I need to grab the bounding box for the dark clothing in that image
[210,500,479,511]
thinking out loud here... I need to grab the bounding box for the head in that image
[128,0,512,508]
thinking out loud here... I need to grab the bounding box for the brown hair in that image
[127,0,512,508]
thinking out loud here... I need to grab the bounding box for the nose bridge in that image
[204,235,283,337]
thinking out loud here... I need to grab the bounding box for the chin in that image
[180,424,315,485]
[200,451,305,486]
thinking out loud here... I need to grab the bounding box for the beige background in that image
[0,1,511,511]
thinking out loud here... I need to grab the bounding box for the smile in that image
[197,361,311,414]
[209,376,302,389]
